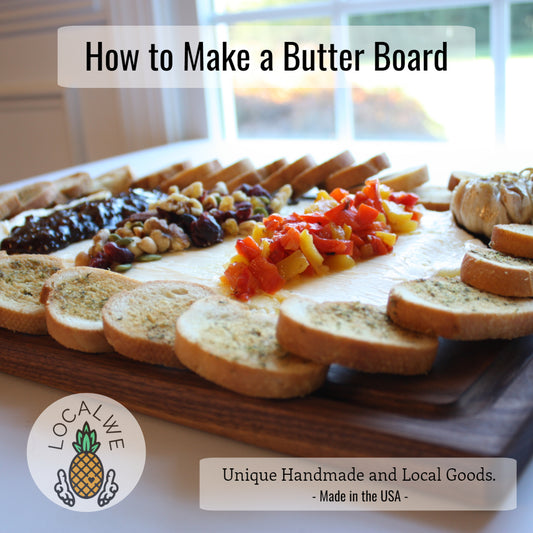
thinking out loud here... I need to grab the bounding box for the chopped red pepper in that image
[222,181,421,300]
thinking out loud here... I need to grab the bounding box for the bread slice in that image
[226,158,287,192]
[0,190,21,220]
[40,267,140,352]
[277,297,438,375]
[448,170,480,191]
[161,159,223,192]
[261,155,316,193]
[92,166,134,195]
[490,224,533,259]
[103,281,215,368]
[53,172,93,200]
[387,276,533,340]
[201,158,255,191]
[411,185,451,211]
[13,181,59,214]
[226,170,261,192]
[291,150,355,197]
[461,245,533,297]
[351,165,429,193]
[0,254,64,334]
[175,297,329,398]
[325,153,391,191]
[132,161,192,190]
[258,157,288,179]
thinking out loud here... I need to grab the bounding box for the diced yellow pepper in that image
[379,184,392,199]
[329,222,346,240]
[376,212,386,223]
[342,224,352,239]
[383,200,418,233]
[316,189,335,202]
[305,196,338,213]
[260,239,270,257]
[252,223,267,243]
[299,229,328,275]
[375,231,397,247]
[276,250,309,280]
[324,254,356,271]
[230,254,248,265]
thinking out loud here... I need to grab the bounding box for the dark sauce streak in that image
[1,190,162,255]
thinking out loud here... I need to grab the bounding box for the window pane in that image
[348,7,492,142]
[215,0,322,14]
[228,19,335,139]
[507,3,533,146]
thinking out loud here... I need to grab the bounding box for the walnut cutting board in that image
[2,329,533,471]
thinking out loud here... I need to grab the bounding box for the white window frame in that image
[196,0,531,144]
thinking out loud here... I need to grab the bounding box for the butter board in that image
[2,328,533,471]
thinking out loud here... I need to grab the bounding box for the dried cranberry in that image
[209,209,234,223]
[89,251,112,269]
[103,241,135,264]
[236,184,271,199]
[234,202,253,223]
[190,212,224,247]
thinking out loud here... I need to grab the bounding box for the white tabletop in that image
[1,139,533,532]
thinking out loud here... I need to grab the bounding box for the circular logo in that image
[27,393,145,512]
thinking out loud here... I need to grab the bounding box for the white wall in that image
[0,0,207,184]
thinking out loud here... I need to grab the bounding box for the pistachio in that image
[113,263,133,272]
[137,253,162,262]
[117,236,134,247]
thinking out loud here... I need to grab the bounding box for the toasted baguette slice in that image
[41,267,140,353]
[277,298,438,375]
[175,297,328,398]
[132,161,192,190]
[54,172,92,200]
[490,224,533,259]
[103,281,215,368]
[226,158,288,192]
[14,181,59,214]
[448,170,480,191]
[351,165,429,193]
[291,150,355,198]
[92,165,134,195]
[161,160,223,192]
[411,185,451,211]
[0,190,21,220]
[258,157,288,178]
[226,170,261,192]
[387,276,533,340]
[0,254,64,334]
[461,245,533,297]
[325,153,391,191]
[202,158,255,191]
[261,155,316,193]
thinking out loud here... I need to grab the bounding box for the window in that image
[198,0,533,146]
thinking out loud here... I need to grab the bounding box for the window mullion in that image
[332,9,354,139]
[491,0,510,144]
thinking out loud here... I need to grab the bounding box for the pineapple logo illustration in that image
[54,421,118,508]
